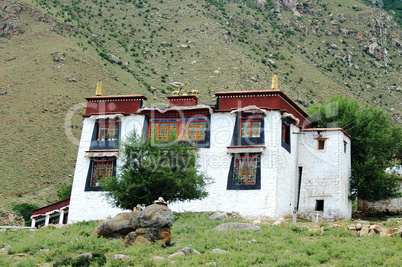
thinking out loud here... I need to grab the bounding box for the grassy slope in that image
[0,0,401,210]
[0,213,401,266]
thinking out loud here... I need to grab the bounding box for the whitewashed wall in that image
[68,115,145,223]
[69,111,352,222]
[297,130,352,220]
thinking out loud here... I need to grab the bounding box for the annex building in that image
[68,77,352,222]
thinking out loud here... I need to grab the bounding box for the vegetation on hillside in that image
[309,96,402,201]
[1,0,401,210]
[0,213,401,266]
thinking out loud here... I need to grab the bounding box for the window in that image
[90,118,120,150]
[281,119,291,152]
[343,140,347,153]
[98,119,119,141]
[316,138,328,150]
[227,153,261,190]
[149,117,207,143]
[240,116,261,138]
[85,157,116,191]
[315,200,324,211]
[231,115,264,146]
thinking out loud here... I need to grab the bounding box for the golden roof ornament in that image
[172,81,199,96]
[271,75,278,90]
[96,79,103,96]
[182,81,190,96]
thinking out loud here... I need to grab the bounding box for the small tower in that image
[95,79,103,96]
[271,75,278,90]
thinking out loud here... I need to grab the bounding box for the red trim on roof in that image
[32,199,70,216]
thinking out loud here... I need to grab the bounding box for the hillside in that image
[1,0,401,210]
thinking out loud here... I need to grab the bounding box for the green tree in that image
[56,183,72,201]
[308,95,402,202]
[101,133,210,209]
[12,203,39,226]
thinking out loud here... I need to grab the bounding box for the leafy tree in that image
[101,133,210,209]
[57,183,72,201]
[12,203,39,226]
[308,95,402,202]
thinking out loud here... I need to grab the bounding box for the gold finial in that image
[271,75,278,90]
[96,79,103,96]
[182,81,190,96]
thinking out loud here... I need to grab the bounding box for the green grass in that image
[0,213,401,266]
[0,0,401,210]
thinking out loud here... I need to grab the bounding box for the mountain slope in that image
[0,0,401,210]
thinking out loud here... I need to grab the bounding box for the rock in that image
[125,227,171,245]
[15,253,28,257]
[36,264,52,267]
[209,212,228,221]
[0,245,11,254]
[360,226,369,237]
[205,262,217,266]
[211,248,229,254]
[355,220,370,226]
[0,212,25,226]
[213,223,262,232]
[39,249,50,253]
[168,247,201,258]
[106,53,120,64]
[153,256,165,261]
[92,210,141,238]
[273,217,286,226]
[369,225,384,234]
[139,204,174,228]
[74,253,93,259]
[112,254,129,260]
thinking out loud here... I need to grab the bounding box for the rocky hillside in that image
[0,0,401,210]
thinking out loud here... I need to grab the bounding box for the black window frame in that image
[231,114,265,146]
[84,157,117,192]
[227,153,261,190]
[281,119,291,153]
[89,118,121,150]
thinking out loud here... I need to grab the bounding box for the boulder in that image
[211,248,229,254]
[112,254,129,260]
[139,204,174,228]
[92,210,141,238]
[273,217,286,226]
[209,212,228,221]
[360,226,369,237]
[168,247,201,258]
[125,227,171,245]
[213,222,262,232]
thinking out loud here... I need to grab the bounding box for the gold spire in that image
[96,79,103,96]
[271,75,278,90]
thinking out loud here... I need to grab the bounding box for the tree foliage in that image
[101,133,210,209]
[309,95,402,201]
[57,183,72,201]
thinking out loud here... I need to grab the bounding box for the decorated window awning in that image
[227,146,265,154]
[84,150,119,158]
[139,105,213,117]
[282,112,300,126]
[90,114,123,120]
[230,105,268,115]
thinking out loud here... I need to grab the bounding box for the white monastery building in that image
[69,77,352,223]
